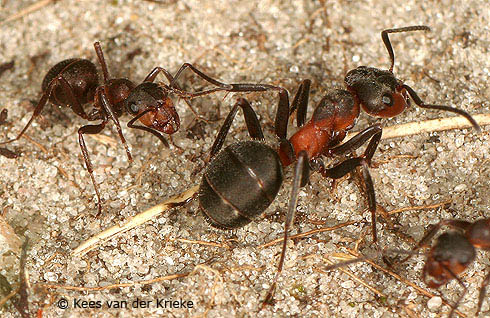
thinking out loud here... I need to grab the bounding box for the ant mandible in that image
[0,42,287,214]
[197,25,480,306]
[408,218,490,317]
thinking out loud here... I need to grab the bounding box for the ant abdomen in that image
[42,59,99,107]
[199,141,284,230]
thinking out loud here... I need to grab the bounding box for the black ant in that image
[0,42,287,214]
[195,25,480,306]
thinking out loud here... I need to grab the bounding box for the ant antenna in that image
[402,84,482,132]
[382,25,430,72]
[94,42,110,83]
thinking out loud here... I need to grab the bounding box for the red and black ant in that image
[409,218,490,317]
[0,42,287,214]
[324,218,490,317]
[194,25,480,306]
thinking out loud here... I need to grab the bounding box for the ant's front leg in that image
[78,119,108,215]
[168,63,290,131]
[476,271,490,316]
[97,87,133,162]
[127,109,170,148]
[318,125,382,243]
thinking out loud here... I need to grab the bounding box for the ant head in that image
[125,82,180,134]
[424,232,476,288]
[345,66,410,118]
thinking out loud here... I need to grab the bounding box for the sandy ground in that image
[0,0,489,317]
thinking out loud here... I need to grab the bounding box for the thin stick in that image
[87,134,118,147]
[21,134,49,155]
[258,220,357,249]
[346,114,489,141]
[0,287,19,308]
[173,238,231,249]
[316,260,385,297]
[72,185,198,256]
[1,0,57,25]
[346,249,466,318]
[37,272,190,291]
[388,200,451,216]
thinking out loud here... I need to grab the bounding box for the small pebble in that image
[427,296,442,312]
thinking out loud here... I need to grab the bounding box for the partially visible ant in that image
[324,218,490,317]
[408,218,490,317]
[0,42,287,214]
[196,25,480,307]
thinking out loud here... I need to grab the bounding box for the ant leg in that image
[170,63,233,91]
[56,75,89,119]
[171,63,286,100]
[168,63,290,137]
[143,66,205,120]
[327,124,382,158]
[0,74,87,145]
[98,88,133,162]
[289,79,311,128]
[319,127,382,243]
[361,161,377,243]
[0,110,18,158]
[127,109,170,148]
[262,150,309,307]
[144,66,175,83]
[78,120,108,215]
[0,147,18,158]
[144,67,190,95]
[381,26,430,72]
[476,271,490,316]
[209,98,264,160]
[441,264,468,318]
[402,84,481,132]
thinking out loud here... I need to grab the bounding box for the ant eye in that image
[129,103,139,114]
[382,94,394,107]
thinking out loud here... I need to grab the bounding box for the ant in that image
[324,218,490,317]
[408,218,490,317]
[196,25,480,306]
[0,42,287,214]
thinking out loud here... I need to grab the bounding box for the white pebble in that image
[427,296,442,312]
[454,184,467,192]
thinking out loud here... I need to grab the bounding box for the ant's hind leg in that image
[1,75,87,145]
